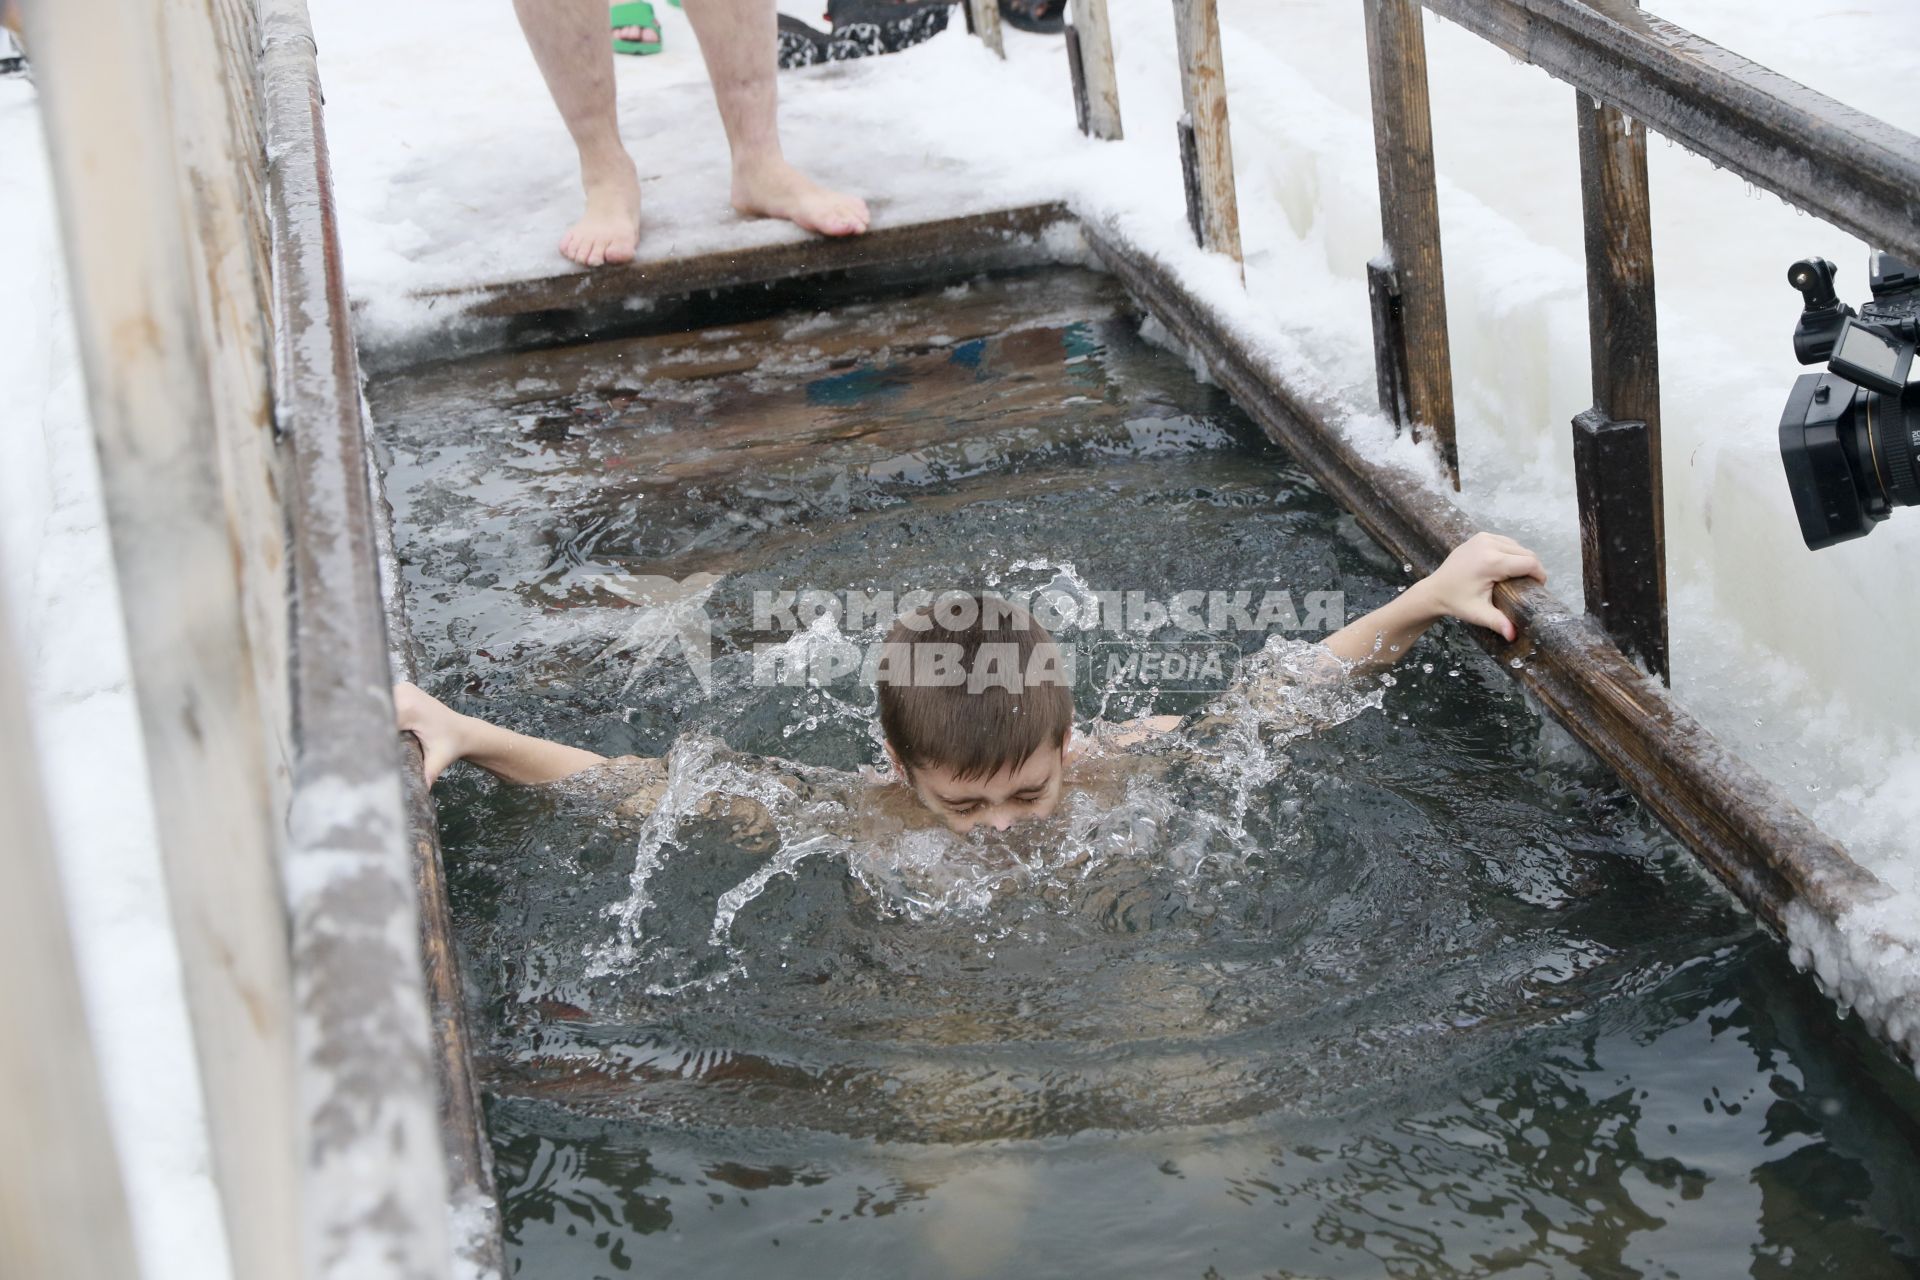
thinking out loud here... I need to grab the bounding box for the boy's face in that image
[892,738,1070,835]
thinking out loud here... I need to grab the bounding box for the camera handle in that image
[1789,257,1852,365]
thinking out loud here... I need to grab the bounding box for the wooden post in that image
[1066,0,1122,141]
[1367,257,1411,425]
[160,0,292,802]
[24,2,303,1277]
[1171,0,1243,268]
[1362,0,1458,484]
[965,0,1005,57]
[0,593,143,1280]
[1572,411,1666,678]
[1575,86,1669,681]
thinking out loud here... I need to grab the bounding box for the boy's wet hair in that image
[876,593,1074,782]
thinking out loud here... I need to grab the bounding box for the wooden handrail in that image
[1418,0,1920,265]
[25,0,303,1273]
[261,0,458,1275]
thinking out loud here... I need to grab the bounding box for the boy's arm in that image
[1098,532,1547,749]
[394,682,607,786]
[1322,532,1545,671]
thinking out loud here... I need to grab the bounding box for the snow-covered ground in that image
[4,0,1918,1273]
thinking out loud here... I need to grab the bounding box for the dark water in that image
[370,270,1920,1279]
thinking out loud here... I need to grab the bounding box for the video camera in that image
[1779,251,1920,548]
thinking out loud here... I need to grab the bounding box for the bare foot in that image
[560,152,642,267]
[731,157,870,237]
[611,20,659,44]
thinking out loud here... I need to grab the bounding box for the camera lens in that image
[1872,386,1920,508]
[1778,373,1920,548]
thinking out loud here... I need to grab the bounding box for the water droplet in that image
[1508,657,1525,669]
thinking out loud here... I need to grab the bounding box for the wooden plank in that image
[1083,224,1915,1066]
[1170,0,1243,266]
[1363,0,1457,483]
[1572,411,1666,679]
[158,0,293,809]
[1366,256,1411,426]
[24,2,304,1276]
[370,444,510,1280]
[260,1,458,1276]
[1576,84,1669,681]
[1416,0,1920,267]
[432,202,1071,318]
[965,0,1004,57]
[1177,118,1205,248]
[1066,0,1123,141]
[0,591,143,1280]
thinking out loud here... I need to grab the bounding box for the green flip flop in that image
[611,1,663,55]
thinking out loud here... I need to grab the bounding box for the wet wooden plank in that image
[1572,411,1666,681]
[1366,257,1410,426]
[1575,82,1669,681]
[1085,225,1911,1068]
[1363,0,1457,483]
[445,203,1070,318]
[372,203,1078,373]
[373,456,510,1280]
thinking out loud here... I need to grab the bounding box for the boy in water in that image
[395,533,1546,835]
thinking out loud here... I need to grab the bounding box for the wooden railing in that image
[1052,0,1920,681]
[20,0,457,1276]
[1045,0,1916,1065]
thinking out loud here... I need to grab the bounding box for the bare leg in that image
[681,0,871,236]
[512,0,643,266]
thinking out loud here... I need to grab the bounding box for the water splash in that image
[580,635,1387,989]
